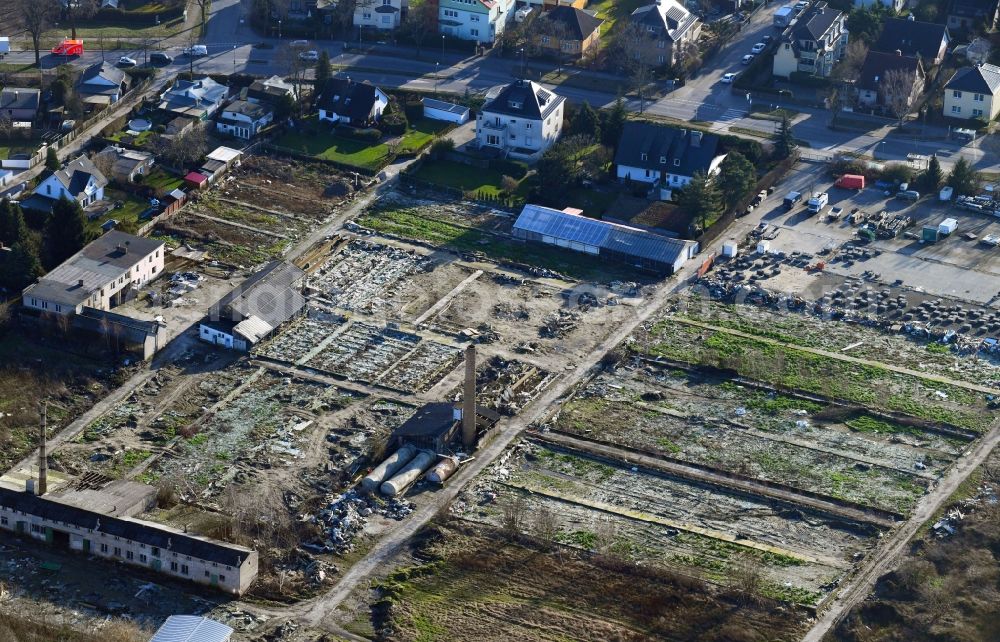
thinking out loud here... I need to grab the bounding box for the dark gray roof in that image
[0,88,40,112]
[542,6,604,40]
[949,0,998,19]
[80,61,125,87]
[873,18,949,60]
[513,204,694,266]
[211,260,306,328]
[316,78,384,122]
[945,63,1000,95]
[858,51,923,91]
[42,156,108,196]
[792,2,842,42]
[392,403,456,439]
[0,487,252,567]
[247,75,295,103]
[223,99,270,119]
[482,80,564,121]
[614,121,722,177]
[374,4,398,12]
[630,0,698,41]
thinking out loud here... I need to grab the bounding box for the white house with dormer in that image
[355,0,404,29]
[476,80,564,161]
[216,100,274,140]
[23,156,107,213]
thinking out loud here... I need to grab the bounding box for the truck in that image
[0,37,9,59]
[783,191,802,210]
[52,39,84,56]
[834,174,865,190]
[773,5,795,27]
[938,218,958,236]
[807,192,828,214]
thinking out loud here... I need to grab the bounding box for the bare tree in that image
[531,505,559,550]
[832,40,868,82]
[501,495,527,541]
[64,0,98,39]
[193,0,211,34]
[17,0,57,66]
[727,555,765,604]
[153,122,209,169]
[676,40,703,78]
[400,0,438,57]
[91,149,116,183]
[613,23,653,113]
[882,67,918,125]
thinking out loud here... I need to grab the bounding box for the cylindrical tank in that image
[425,456,459,484]
[361,445,417,493]
[380,450,436,496]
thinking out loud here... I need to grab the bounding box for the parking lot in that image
[749,164,1000,305]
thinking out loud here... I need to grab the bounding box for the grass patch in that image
[561,186,619,218]
[925,342,952,355]
[89,189,150,235]
[398,118,449,153]
[274,129,390,170]
[410,159,509,197]
[142,167,184,196]
[845,415,922,438]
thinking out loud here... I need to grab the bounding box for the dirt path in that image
[801,422,1000,642]
[673,317,1000,395]
[290,263,709,631]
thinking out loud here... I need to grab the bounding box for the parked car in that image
[117,56,137,67]
[761,35,773,44]
[897,190,920,201]
[794,1,808,10]
[299,50,319,62]
[741,54,755,64]
[290,39,310,48]
[183,45,208,57]
[150,52,173,65]
[750,42,766,54]
[721,72,737,83]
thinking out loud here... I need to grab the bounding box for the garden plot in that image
[150,371,356,497]
[307,240,431,313]
[222,155,351,221]
[555,366,959,514]
[155,210,291,267]
[636,318,996,434]
[190,197,313,241]
[456,441,874,607]
[254,311,347,365]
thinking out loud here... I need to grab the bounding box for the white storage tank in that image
[381,449,437,496]
[425,456,459,484]
[722,240,739,257]
[361,445,417,493]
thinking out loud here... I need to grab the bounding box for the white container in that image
[939,186,953,201]
[756,240,770,254]
[722,240,739,257]
[938,218,958,235]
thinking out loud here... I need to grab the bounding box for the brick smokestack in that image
[462,344,476,450]
[38,403,47,496]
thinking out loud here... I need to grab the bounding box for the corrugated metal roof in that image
[149,615,233,642]
[233,315,273,344]
[513,204,693,265]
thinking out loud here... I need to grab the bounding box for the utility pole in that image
[38,402,47,496]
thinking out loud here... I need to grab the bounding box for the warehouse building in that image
[512,204,699,275]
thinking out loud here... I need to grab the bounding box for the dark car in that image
[150,52,173,65]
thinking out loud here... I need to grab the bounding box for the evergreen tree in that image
[947,157,980,196]
[0,198,28,247]
[315,51,332,90]
[536,145,576,202]
[45,196,89,266]
[572,102,601,140]
[917,155,943,193]
[0,241,42,292]
[678,171,723,232]
[600,98,627,148]
[773,114,796,160]
[45,146,59,171]
[717,151,757,206]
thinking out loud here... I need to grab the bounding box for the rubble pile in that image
[469,356,553,416]
[307,491,415,554]
[307,322,420,381]
[540,309,581,338]
[493,302,530,321]
[379,340,461,392]
[308,240,429,313]
[255,312,346,364]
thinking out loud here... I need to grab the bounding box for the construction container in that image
[922,225,940,243]
[361,444,417,493]
[381,449,436,496]
[835,174,865,189]
[722,240,739,257]
[938,218,958,235]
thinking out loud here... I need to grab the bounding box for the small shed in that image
[184,171,208,189]
[206,146,243,169]
[149,615,233,642]
[422,98,470,124]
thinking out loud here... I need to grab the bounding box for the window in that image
[140,554,147,563]
[486,134,500,146]
[170,561,179,572]
[113,547,122,557]
[526,123,532,129]
[674,159,680,166]
[126,551,134,560]
[363,11,371,17]
[471,28,478,36]
[659,156,666,164]
[952,105,961,114]
[974,93,984,102]
[471,14,479,21]
[100,543,109,553]
[219,575,226,582]
[0,516,6,526]
[181,564,189,575]
[31,524,41,533]
[151,547,160,557]
[205,571,211,578]
[973,108,984,117]
[381,15,390,23]
[640,152,648,161]
[657,54,666,64]
[657,40,665,49]
[952,90,962,98]
[541,36,550,44]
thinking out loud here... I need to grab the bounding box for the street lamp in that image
[441,35,445,61]
[435,62,440,92]
[518,47,525,78]
[233,45,237,72]
[278,19,282,39]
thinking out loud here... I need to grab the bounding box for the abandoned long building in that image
[0,486,258,595]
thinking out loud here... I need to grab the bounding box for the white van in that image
[184,45,208,57]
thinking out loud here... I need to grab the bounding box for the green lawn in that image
[399,118,450,153]
[91,189,151,234]
[143,167,184,196]
[275,129,391,170]
[0,141,41,160]
[410,159,509,196]
[106,129,156,148]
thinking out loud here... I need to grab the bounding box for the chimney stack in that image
[38,403,47,496]
[462,344,477,450]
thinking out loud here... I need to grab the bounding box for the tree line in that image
[0,197,93,296]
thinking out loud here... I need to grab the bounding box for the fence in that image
[135,193,187,237]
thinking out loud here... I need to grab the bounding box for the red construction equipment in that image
[52,39,84,56]
[834,174,865,190]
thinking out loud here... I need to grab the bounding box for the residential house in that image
[947,0,999,34]
[22,156,108,213]
[872,18,949,67]
[438,0,516,44]
[475,80,565,160]
[22,231,163,316]
[627,0,702,68]
[315,78,389,126]
[943,63,1000,121]
[852,0,904,11]
[773,2,848,79]
[613,121,726,201]
[856,51,926,113]
[200,261,306,351]
[96,146,155,183]
[216,100,273,139]
[76,61,128,107]
[532,6,604,59]
[247,75,297,104]
[0,88,41,122]
[0,487,257,595]
[355,0,404,29]
[158,78,228,120]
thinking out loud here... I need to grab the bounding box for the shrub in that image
[337,126,382,143]
[429,138,455,160]
[380,100,409,136]
[154,124,166,134]
[880,163,914,184]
